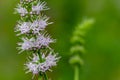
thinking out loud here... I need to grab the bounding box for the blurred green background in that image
[0,0,120,80]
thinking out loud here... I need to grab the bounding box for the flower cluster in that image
[15,16,52,35]
[15,0,49,16]
[15,0,60,78]
[25,53,60,74]
[18,34,55,53]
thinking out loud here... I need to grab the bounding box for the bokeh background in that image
[0,0,120,80]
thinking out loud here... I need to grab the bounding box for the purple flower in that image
[15,4,28,16]
[25,53,60,74]
[35,34,55,48]
[32,1,49,14]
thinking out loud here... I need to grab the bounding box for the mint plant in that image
[14,0,60,80]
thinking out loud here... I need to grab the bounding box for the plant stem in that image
[38,50,43,80]
[38,77,42,80]
[43,72,48,80]
[38,73,43,80]
[37,50,48,80]
[38,49,43,63]
[74,65,79,80]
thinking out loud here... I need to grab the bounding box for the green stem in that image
[38,77,42,80]
[38,73,43,80]
[43,73,48,80]
[37,50,43,80]
[74,65,79,80]
[37,50,48,80]
[38,49,43,62]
